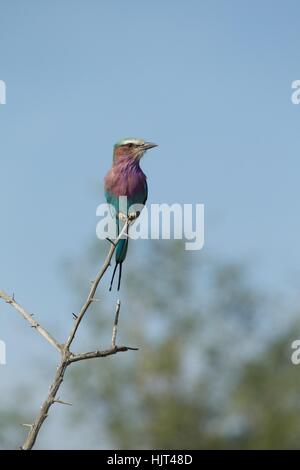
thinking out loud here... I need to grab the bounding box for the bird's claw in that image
[117,211,139,223]
[128,211,140,221]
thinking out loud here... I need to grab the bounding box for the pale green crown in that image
[114,138,145,148]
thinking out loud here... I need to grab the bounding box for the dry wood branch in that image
[64,221,129,350]
[69,299,138,364]
[0,291,62,353]
[69,345,139,363]
[0,219,138,450]
[112,299,121,347]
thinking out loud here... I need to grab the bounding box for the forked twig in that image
[0,219,138,450]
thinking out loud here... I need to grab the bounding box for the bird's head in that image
[113,138,158,163]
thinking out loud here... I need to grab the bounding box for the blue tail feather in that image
[109,224,128,291]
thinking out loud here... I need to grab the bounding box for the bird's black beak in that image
[143,142,158,150]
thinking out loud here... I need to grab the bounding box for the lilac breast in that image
[105,158,147,198]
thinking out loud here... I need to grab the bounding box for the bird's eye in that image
[127,143,134,148]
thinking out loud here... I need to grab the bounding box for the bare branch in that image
[69,345,139,364]
[21,354,70,449]
[69,299,138,363]
[112,299,121,347]
[0,290,62,353]
[64,221,129,350]
[15,218,136,450]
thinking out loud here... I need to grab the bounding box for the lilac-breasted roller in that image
[104,138,158,291]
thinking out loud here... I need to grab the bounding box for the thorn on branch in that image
[72,313,78,319]
[54,398,72,406]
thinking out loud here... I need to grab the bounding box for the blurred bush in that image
[62,239,300,449]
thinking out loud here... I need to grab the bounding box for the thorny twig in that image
[0,219,138,450]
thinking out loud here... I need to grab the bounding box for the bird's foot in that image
[117,211,140,223]
[117,212,127,223]
[128,211,140,222]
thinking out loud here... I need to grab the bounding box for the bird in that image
[104,138,158,291]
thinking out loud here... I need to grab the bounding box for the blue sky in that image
[1,0,300,447]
